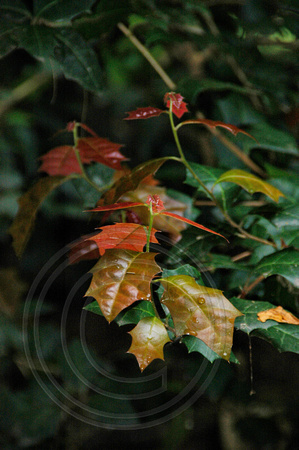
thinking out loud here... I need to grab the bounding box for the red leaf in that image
[146,195,165,213]
[180,119,257,140]
[160,211,229,242]
[164,92,189,118]
[89,201,145,213]
[89,223,159,255]
[77,137,128,171]
[39,137,127,176]
[124,107,165,120]
[39,145,82,176]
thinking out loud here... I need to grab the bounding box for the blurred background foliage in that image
[0,0,298,448]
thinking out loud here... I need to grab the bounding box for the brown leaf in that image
[84,249,161,322]
[98,157,170,205]
[257,306,299,325]
[159,275,242,360]
[9,175,71,258]
[128,317,171,371]
[0,268,27,316]
[68,234,100,264]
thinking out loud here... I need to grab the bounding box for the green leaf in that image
[182,335,239,364]
[0,2,31,57]
[241,121,299,155]
[83,300,104,316]
[185,162,240,211]
[230,298,299,353]
[128,316,171,371]
[116,300,156,326]
[214,169,285,202]
[272,205,299,230]
[8,175,72,258]
[255,248,299,288]
[34,0,96,22]
[252,325,299,353]
[230,298,278,333]
[20,25,102,92]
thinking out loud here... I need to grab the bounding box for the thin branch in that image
[239,274,265,298]
[117,22,176,91]
[0,71,51,119]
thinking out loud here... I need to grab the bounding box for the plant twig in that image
[117,22,176,91]
[239,274,265,298]
[0,71,51,119]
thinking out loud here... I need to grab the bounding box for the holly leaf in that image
[124,107,165,120]
[127,317,171,371]
[257,306,299,325]
[88,223,159,255]
[182,335,239,364]
[255,248,299,288]
[230,298,299,353]
[84,249,161,322]
[214,169,285,203]
[164,92,189,118]
[9,175,72,258]
[98,157,171,205]
[159,275,242,360]
[39,137,127,176]
[179,118,257,140]
[33,0,96,22]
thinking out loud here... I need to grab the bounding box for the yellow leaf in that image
[257,306,299,325]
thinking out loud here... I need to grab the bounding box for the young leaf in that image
[159,275,242,360]
[39,145,83,176]
[76,137,128,170]
[182,336,239,364]
[214,169,285,202]
[127,317,171,372]
[88,223,159,255]
[179,118,257,140]
[98,157,171,205]
[89,201,145,213]
[39,137,127,176]
[84,249,161,322]
[257,306,299,325]
[164,92,189,118]
[160,211,229,242]
[124,107,165,120]
[9,175,72,258]
[255,248,299,288]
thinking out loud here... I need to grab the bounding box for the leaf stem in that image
[146,201,154,252]
[72,123,113,194]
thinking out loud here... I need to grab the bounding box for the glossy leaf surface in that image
[164,93,189,118]
[89,223,159,255]
[231,298,299,353]
[255,249,299,288]
[84,249,161,322]
[9,175,71,257]
[182,336,239,364]
[159,275,242,359]
[124,107,165,120]
[68,235,99,264]
[214,169,284,202]
[128,317,171,371]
